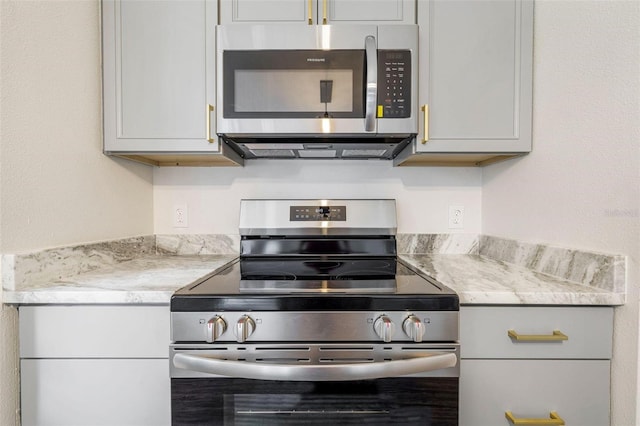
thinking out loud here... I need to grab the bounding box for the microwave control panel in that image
[377,50,411,118]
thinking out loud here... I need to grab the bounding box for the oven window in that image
[172,378,458,426]
[226,393,431,425]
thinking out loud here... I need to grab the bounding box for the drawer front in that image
[20,305,169,358]
[460,306,613,359]
[21,359,170,426]
[460,359,610,426]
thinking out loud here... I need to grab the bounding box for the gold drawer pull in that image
[505,411,565,425]
[308,0,313,24]
[508,330,568,342]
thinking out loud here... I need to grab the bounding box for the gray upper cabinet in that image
[395,0,534,166]
[219,0,415,25]
[102,0,242,166]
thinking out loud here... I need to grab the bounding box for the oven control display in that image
[289,205,346,221]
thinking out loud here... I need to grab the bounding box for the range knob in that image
[234,315,256,343]
[205,315,227,343]
[403,314,425,342]
[373,315,395,343]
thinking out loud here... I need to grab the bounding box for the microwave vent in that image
[298,150,337,158]
[249,149,296,158]
[342,149,388,158]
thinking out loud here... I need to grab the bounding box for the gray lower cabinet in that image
[19,306,171,426]
[102,0,242,166]
[219,0,415,25]
[395,0,534,166]
[459,306,613,426]
[21,359,170,426]
[460,359,610,426]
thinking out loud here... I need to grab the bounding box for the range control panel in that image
[377,50,412,118]
[289,205,346,221]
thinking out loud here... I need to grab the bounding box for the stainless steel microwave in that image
[216,25,418,160]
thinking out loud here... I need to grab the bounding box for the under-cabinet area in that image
[102,0,533,166]
[18,304,614,426]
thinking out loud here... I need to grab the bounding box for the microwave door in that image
[216,25,379,136]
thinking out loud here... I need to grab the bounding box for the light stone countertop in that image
[2,255,237,304]
[402,254,624,305]
[2,253,623,306]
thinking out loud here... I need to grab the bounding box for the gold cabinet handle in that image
[206,104,215,143]
[421,104,429,144]
[508,330,569,342]
[505,411,565,425]
[322,0,327,24]
[308,0,313,24]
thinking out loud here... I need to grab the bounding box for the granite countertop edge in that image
[1,253,624,306]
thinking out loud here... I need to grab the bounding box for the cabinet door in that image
[460,359,610,426]
[21,359,170,426]
[325,0,415,24]
[220,0,316,24]
[416,0,533,153]
[220,0,415,25]
[102,0,219,153]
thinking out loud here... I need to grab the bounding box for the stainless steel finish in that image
[364,35,377,132]
[238,199,397,236]
[173,351,456,382]
[172,311,459,343]
[403,314,425,343]
[216,25,418,138]
[205,316,227,343]
[217,24,377,50]
[234,315,256,343]
[373,315,395,343]
[170,343,460,379]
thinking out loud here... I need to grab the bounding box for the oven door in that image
[170,344,459,425]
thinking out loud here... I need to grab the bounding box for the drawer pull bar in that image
[507,330,568,342]
[505,411,565,425]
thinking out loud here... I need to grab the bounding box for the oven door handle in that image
[173,352,456,382]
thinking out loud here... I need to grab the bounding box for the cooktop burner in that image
[240,257,395,280]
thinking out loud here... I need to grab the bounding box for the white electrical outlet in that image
[448,205,464,229]
[173,204,188,228]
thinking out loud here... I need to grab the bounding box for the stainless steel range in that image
[170,199,459,425]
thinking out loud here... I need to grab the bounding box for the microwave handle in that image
[364,35,377,132]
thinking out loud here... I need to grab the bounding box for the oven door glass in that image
[223,50,365,119]
[171,377,458,426]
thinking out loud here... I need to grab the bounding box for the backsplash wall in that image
[153,160,482,234]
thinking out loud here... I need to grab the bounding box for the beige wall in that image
[482,1,640,424]
[0,0,154,423]
[0,0,153,254]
